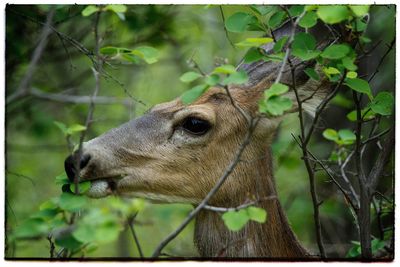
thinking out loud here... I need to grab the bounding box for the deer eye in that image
[181,117,211,136]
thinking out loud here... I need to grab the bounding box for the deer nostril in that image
[64,155,76,182]
[80,154,91,169]
[64,154,91,182]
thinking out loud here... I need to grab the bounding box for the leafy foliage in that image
[222,206,267,231]
[6,3,394,259]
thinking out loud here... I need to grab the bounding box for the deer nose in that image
[64,153,91,182]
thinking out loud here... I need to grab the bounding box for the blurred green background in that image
[5,5,395,258]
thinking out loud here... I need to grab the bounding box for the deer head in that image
[64,21,336,257]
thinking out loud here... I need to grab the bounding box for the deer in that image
[64,20,343,258]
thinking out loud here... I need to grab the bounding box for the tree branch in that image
[367,128,394,192]
[127,214,144,258]
[6,8,55,105]
[203,196,277,212]
[29,87,133,106]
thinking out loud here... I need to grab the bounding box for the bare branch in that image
[203,196,277,212]
[28,87,133,106]
[6,8,55,105]
[274,10,306,84]
[219,6,235,48]
[127,214,144,258]
[339,151,360,209]
[352,90,372,259]
[367,128,394,192]
[368,39,395,83]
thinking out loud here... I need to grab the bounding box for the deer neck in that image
[194,148,308,258]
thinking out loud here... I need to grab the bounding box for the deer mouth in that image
[84,176,122,198]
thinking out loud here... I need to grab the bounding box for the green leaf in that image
[261,96,293,116]
[55,234,83,250]
[100,46,120,56]
[222,70,248,85]
[288,5,304,17]
[263,53,285,62]
[291,32,320,60]
[40,198,59,211]
[73,223,96,243]
[346,243,361,258]
[222,210,249,231]
[179,71,203,83]
[105,4,127,13]
[299,11,318,28]
[349,5,370,17]
[54,121,68,136]
[268,10,286,29]
[321,44,350,59]
[81,5,99,17]
[264,83,289,101]
[304,68,320,81]
[346,71,358,79]
[369,92,394,116]
[250,5,276,16]
[67,124,86,135]
[205,74,220,86]
[55,172,69,185]
[59,192,88,212]
[13,218,49,239]
[243,48,263,63]
[323,67,341,76]
[338,129,356,144]
[94,221,123,243]
[131,46,159,64]
[317,5,350,24]
[235,37,273,48]
[323,128,339,142]
[332,93,353,108]
[31,209,59,221]
[371,238,386,253]
[246,206,267,223]
[120,53,140,63]
[69,181,91,194]
[360,36,371,44]
[351,18,367,32]
[345,78,373,99]
[342,57,358,71]
[346,108,375,121]
[273,36,288,53]
[181,84,209,105]
[225,12,258,33]
[213,64,236,74]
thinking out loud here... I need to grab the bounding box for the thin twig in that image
[47,235,55,258]
[361,128,391,146]
[219,6,235,48]
[368,39,395,83]
[303,73,346,146]
[127,214,144,258]
[6,8,55,105]
[284,9,325,257]
[203,196,277,212]
[274,10,306,84]
[367,128,394,192]
[29,87,133,106]
[339,151,360,209]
